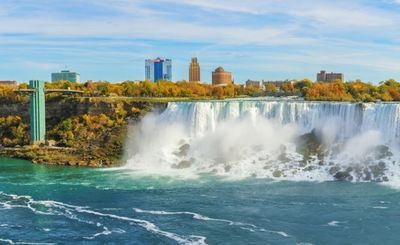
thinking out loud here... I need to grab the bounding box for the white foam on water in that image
[0,238,14,244]
[275,231,290,237]
[83,226,125,240]
[123,101,400,188]
[372,206,388,209]
[326,220,349,228]
[133,208,235,223]
[0,192,207,245]
[0,238,55,245]
[133,208,291,238]
[76,208,207,245]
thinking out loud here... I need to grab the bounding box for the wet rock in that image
[278,153,290,163]
[172,160,191,169]
[224,165,232,172]
[209,169,218,174]
[373,145,393,160]
[272,170,282,178]
[361,168,371,181]
[174,144,190,157]
[263,165,270,170]
[334,171,353,181]
[329,166,341,175]
[88,160,99,167]
[303,166,316,172]
[370,162,386,179]
[296,129,325,161]
[299,161,307,168]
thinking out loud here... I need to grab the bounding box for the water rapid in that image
[125,99,400,185]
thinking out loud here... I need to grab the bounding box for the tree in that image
[306,81,352,101]
[212,86,224,99]
[264,83,277,93]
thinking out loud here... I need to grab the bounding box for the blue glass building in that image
[145,58,172,82]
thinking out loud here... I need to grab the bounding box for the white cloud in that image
[157,0,398,28]
[0,0,398,44]
[0,15,313,46]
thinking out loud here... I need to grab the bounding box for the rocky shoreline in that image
[0,146,110,167]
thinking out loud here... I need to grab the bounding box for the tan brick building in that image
[317,70,344,82]
[0,80,17,88]
[212,67,232,86]
[189,57,200,82]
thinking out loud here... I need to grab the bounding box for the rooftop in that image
[215,67,225,72]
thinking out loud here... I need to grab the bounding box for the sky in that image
[0,0,399,84]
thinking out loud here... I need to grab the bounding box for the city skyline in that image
[0,0,400,83]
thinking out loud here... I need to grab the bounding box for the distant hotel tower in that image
[145,58,172,82]
[51,70,80,83]
[317,70,344,82]
[189,57,200,82]
[212,67,232,86]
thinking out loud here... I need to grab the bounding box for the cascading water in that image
[125,99,400,185]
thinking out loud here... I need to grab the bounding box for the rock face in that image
[0,97,168,167]
[296,129,325,163]
[0,97,167,128]
[295,130,393,182]
[334,171,353,181]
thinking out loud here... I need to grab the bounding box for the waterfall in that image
[125,99,400,185]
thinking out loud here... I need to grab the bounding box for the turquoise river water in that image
[1,157,400,244]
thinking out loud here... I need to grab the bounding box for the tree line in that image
[1,79,400,102]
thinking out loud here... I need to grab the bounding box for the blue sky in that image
[0,0,399,84]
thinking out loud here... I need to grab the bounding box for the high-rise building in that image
[145,58,172,82]
[189,57,200,82]
[212,67,232,86]
[51,70,80,83]
[317,70,344,82]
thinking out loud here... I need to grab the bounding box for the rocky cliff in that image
[0,97,167,167]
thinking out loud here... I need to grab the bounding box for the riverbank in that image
[0,146,100,167]
[0,97,170,167]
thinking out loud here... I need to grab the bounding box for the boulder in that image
[272,170,282,178]
[334,171,353,181]
[172,160,192,169]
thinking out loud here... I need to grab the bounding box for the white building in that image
[51,70,80,83]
